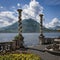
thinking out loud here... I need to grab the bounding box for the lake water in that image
[0,33,60,46]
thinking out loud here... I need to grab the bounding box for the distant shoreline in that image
[0,31,60,33]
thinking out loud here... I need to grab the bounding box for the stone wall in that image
[0,42,13,52]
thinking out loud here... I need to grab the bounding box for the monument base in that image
[39,34,45,44]
[18,34,24,48]
[13,34,25,50]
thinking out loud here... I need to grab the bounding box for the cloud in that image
[44,18,60,28]
[44,0,60,5]
[0,20,10,28]
[0,0,43,28]
[0,6,3,9]
[22,0,43,22]
[11,6,16,9]
[0,11,18,27]
[17,3,20,7]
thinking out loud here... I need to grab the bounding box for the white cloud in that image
[0,20,10,28]
[0,0,43,28]
[44,18,60,28]
[0,11,18,27]
[22,0,43,22]
[0,6,3,9]
[17,3,20,7]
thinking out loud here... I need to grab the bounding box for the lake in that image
[0,33,60,46]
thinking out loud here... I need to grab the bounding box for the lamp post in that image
[39,14,45,44]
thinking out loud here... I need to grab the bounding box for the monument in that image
[39,14,45,44]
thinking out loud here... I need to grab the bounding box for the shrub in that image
[0,53,41,60]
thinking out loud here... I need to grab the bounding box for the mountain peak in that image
[0,19,40,33]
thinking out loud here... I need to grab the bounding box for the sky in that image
[0,0,60,28]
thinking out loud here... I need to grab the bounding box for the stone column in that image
[5,45,7,50]
[17,9,22,35]
[1,46,3,51]
[17,9,24,48]
[7,45,10,50]
[39,14,45,44]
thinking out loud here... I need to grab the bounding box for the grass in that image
[0,53,41,60]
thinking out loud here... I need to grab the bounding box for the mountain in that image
[48,26,60,31]
[22,19,40,33]
[53,26,60,30]
[0,18,49,33]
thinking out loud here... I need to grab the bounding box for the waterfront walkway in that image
[27,45,60,60]
[0,45,60,60]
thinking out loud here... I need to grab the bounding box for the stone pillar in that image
[39,14,45,44]
[17,9,24,48]
[1,46,3,51]
[5,45,7,50]
[17,9,22,34]
[7,45,10,50]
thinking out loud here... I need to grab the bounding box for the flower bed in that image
[0,53,41,60]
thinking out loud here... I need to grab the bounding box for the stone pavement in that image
[27,45,60,60]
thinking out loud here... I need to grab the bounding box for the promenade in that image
[27,45,60,60]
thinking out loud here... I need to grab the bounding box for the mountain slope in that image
[22,19,40,33]
[53,26,60,30]
[0,18,49,33]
